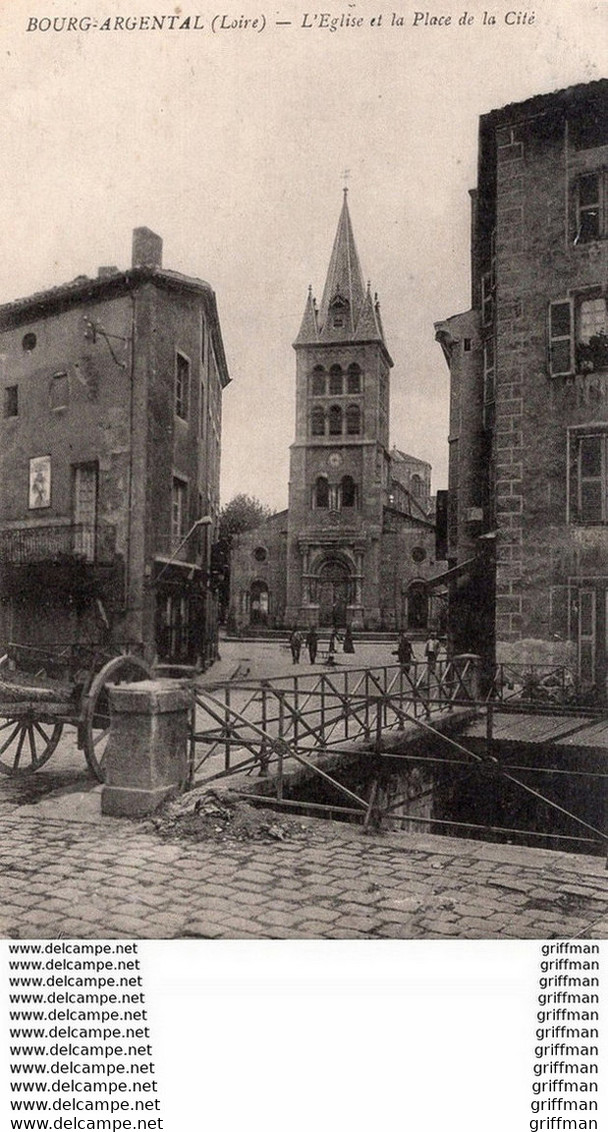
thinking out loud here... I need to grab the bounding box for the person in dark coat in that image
[306,626,318,664]
[289,628,302,664]
[395,633,414,671]
[343,625,355,654]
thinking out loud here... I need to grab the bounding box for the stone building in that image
[435,80,608,691]
[0,227,230,668]
[230,193,442,633]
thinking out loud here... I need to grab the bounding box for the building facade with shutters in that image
[230,193,443,634]
[0,227,230,669]
[435,80,608,692]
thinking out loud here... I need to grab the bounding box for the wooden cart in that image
[0,642,152,781]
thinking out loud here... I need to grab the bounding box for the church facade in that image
[230,194,443,633]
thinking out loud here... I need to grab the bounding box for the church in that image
[229,192,444,633]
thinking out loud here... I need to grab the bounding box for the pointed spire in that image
[294,284,319,345]
[318,191,367,340]
[353,280,384,342]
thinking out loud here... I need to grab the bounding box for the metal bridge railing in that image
[188,655,608,854]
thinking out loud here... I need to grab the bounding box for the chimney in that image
[132,227,163,269]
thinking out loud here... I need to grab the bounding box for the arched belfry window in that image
[347,364,361,394]
[311,367,325,396]
[340,475,357,509]
[410,473,422,498]
[329,405,343,436]
[346,404,361,435]
[314,476,330,509]
[329,365,343,396]
[311,406,325,436]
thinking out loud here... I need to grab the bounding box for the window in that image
[577,297,608,372]
[329,366,343,395]
[4,386,17,418]
[328,405,342,435]
[481,272,494,326]
[311,406,325,436]
[253,546,267,562]
[22,333,36,352]
[175,352,190,420]
[569,431,608,524]
[311,367,325,396]
[549,300,574,376]
[575,172,606,243]
[340,475,357,508]
[345,404,361,435]
[50,372,69,411]
[172,477,188,541]
[313,476,329,509]
[347,364,361,393]
[73,463,98,561]
[550,295,608,377]
[410,474,422,499]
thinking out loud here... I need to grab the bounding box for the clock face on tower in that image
[328,452,342,469]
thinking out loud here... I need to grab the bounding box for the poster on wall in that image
[28,455,51,509]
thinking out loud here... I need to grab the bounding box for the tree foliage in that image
[218,493,275,544]
[214,494,275,621]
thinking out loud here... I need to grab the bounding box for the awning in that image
[425,556,480,590]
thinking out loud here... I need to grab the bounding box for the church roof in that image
[295,191,388,352]
[318,190,366,336]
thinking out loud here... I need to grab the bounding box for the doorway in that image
[317,559,351,627]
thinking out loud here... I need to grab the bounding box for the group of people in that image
[288,626,442,669]
[289,625,355,665]
[395,631,441,672]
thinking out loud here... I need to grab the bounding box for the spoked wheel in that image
[81,655,151,782]
[0,715,64,776]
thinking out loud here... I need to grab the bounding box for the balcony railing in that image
[0,523,117,566]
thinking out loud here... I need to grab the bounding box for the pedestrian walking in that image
[306,626,318,664]
[343,625,355,654]
[289,627,303,664]
[394,632,413,672]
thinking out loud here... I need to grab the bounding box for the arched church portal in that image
[250,580,269,625]
[316,558,352,627]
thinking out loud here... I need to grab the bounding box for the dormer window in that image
[329,293,349,330]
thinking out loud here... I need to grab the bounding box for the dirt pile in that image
[147,787,312,844]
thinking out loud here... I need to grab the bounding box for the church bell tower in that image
[285,191,394,630]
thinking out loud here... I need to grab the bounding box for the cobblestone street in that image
[1,803,607,940]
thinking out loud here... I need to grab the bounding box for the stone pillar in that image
[101,679,193,818]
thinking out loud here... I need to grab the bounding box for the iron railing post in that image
[224,685,231,772]
[277,693,285,800]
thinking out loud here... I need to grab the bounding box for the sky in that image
[0,0,606,511]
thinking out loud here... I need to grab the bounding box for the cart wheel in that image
[0,717,64,776]
[81,655,151,782]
